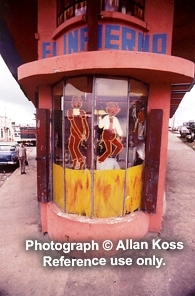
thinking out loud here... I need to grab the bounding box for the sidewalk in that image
[0,133,195,296]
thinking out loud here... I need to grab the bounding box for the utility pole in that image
[4,107,8,141]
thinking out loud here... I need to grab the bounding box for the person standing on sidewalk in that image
[18,142,27,174]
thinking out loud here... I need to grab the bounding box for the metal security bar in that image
[57,0,87,26]
[57,0,145,26]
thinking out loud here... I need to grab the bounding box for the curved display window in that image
[57,0,87,26]
[57,0,145,26]
[103,0,145,19]
[52,76,148,217]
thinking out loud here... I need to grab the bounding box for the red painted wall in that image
[38,0,56,59]
[37,0,174,59]
[145,0,174,54]
[39,86,52,109]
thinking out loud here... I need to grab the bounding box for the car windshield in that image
[0,145,16,152]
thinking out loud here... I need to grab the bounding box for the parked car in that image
[186,122,195,142]
[0,142,19,168]
[179,126,190,138]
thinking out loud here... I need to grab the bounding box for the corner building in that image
[17,0,194,256]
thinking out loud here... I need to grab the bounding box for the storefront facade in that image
[16,0,194,256]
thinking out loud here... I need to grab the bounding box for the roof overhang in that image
[18,51,194,104]
[170,82,195,117]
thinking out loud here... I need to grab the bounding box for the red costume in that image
[67,97,89,169]
[98,102,123,163]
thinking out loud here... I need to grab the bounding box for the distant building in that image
[0,116,14,141]
[20,126,36,146]
[11,124,36,146]
[12,124,21,142]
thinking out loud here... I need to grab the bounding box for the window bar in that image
[51,93,55,203]
[118,0,122,12]
[63,79,66,212]
[90,77,96,218]
[122,79,130,215]
[101,0,105,11]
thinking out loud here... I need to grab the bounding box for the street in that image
[0,133,194,296]
[0,168,14,187]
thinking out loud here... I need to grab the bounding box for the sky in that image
[170,84,195,128]
[0,54,195,128]
[0,55,36,126]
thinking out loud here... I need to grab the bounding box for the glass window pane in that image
[64,76,92,170]
[64,6,74,20]
[75,1,87,16]
[121,0,133,15]
[128,79,148,167]
[94,77,128,170]
[64,0,74,8]
[52,80,65,210]
[134,4,144,19]
[104,0,119,12]
[94,77,128,217]
[53,81,64,166]
[64,77,92,217]
[135,0,145,6]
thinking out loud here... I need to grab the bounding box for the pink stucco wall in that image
[42,202,150,258]
[145,0,174,54]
